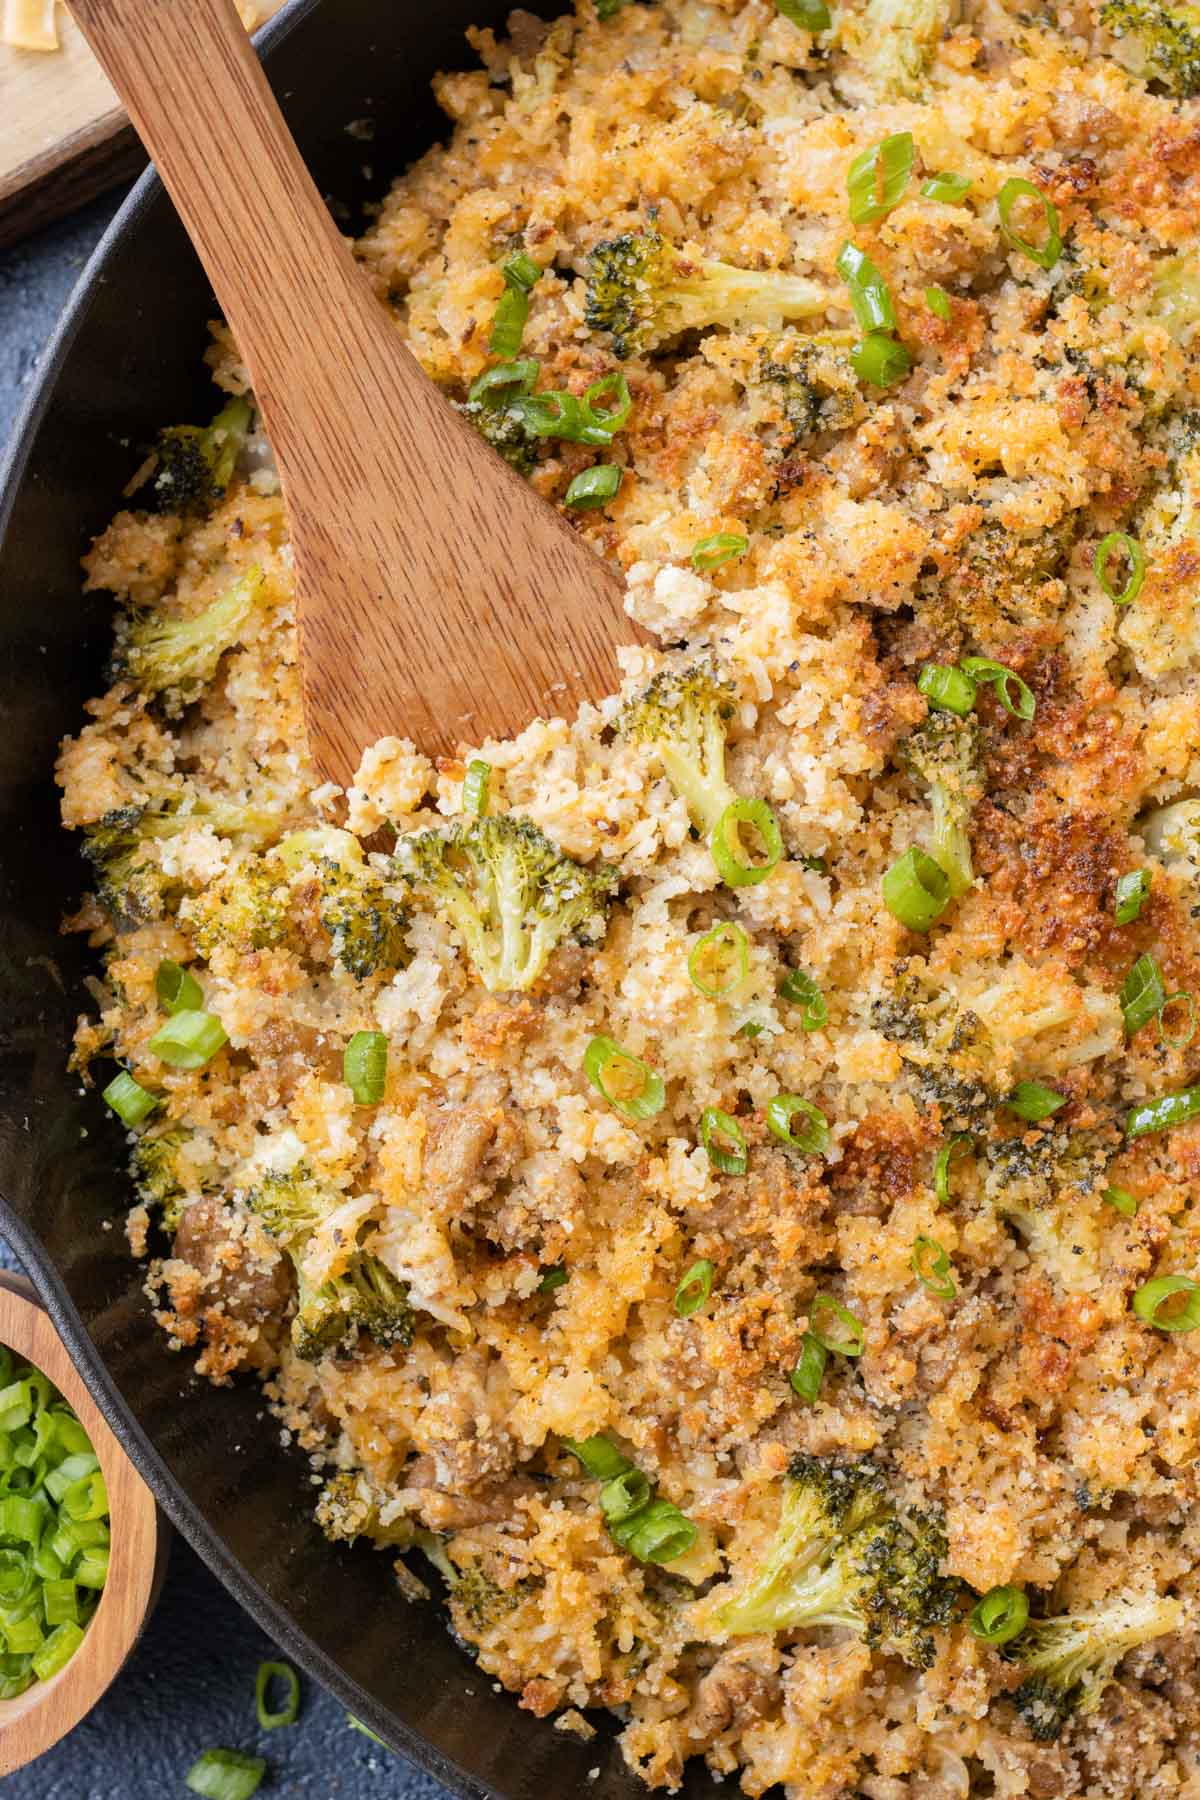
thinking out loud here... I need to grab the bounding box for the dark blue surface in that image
[0,197,454,1800]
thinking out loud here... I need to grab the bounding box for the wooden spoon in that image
[67,0,640,790]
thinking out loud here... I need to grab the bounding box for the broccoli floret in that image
[619,661,737,836]
[695,1454,958,1667]
[83,792,280,925]
[113,566,266,714]
[900,712,983,899]
[756,333,863,445]
[131,1127,192,1232]
[151,395,254,514]
[924,519,1075,647]
[448,1560,531,1631]
[456,398,540,476]
[1005,1594,1183,1739]
[184,853,296,958]
[293,1256,415,1360]
[394,814,616,994]
[317,859,411,981]
[1151,258,1200,342]
[244,1163,334,1248]
[1101,0,1200,94]
[316,1471,434,1553]
[872,966,999,1129]
[585,229,828,360]
[841,0,956,99]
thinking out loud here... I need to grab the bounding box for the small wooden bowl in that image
[0,1272,168,1775]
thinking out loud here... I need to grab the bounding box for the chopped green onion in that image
[924,284,952,321]
[468,359,539,406]
[789,1333,828,1401]
[564,1438,698,1563]
[775,0,831,27]
[102,1070,159,1127]
[921,172,973,204]
[583,1035,665,1120]
[1127,1087,1200,1138]
[808,1294,865,1357]
[31,1621,85,1682]
[836,241,896,333]
[147,1009,227,1070]
[1094,531,1146,607]
[959,656,1035,721]
[1132,1273,1200,1333]
[766,1094,831,1156]
[599,1468,651,1522]
[1160,990,1196,1049]
[256,1660,301,1730]
[612,1496,698,1564]
[155,959,203,1014]
[0,1550,33,1604]
[462,759,491,817]
[911,1235,956,1299]
[674,1259,715,1317]
[74,1548,110,1589]
[562,1435,630,1481]
[510,390,586,440]
[538,1265,567,1292]
[344,1031,388,1106]
[969,1585,1029,1646]
[346,1715,386,1745]
[688,921,749,1000]
[490,285,529,360]
[691,532,748,573]
[917,662,975,716]
[996,176,1061,271]
[1115,869,1150,924]
[851,332,911,388]
[778,968,828,1031]
[1103,1186,1139,1217]
[847,131,915,226]
[185,1749,267,1800]
[735,1021,765,1040]
[581,370,633,439]
[502,250,541,293]
[700,1108,748,1176]
[1007,1081,1067,1122]
[42,1579,77,1627]
[709,798,783,887]
[882,847,951,932]
[1122,953,1166,1037]
[565,464,622,509]
[62,1470,108,1523]
[934,1133,973,1206]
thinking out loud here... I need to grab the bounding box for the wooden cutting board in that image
[0,1,283,249]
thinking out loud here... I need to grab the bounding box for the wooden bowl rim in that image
[0,1271,166,1775]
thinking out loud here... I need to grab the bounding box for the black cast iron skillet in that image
[0,3,715,1793]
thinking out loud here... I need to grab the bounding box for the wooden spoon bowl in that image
[0,1273,168,1776]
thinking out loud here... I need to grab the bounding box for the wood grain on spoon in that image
[67,0,640,789]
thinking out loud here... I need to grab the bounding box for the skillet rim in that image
[0,2,492,1789]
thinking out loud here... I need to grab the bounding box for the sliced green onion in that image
[1122,953,1166,1037]
[502,250,541,293]
[62,1471,107,1523]
[917,662,975,716]
[510,390,587,440]
[766,1094,830,1156]
[921,172,973,204]
[997,176,1061,271]
[736,1021,765,1040]
[700,1108,748,1175]
[185,1749,267,1800]
[1103,1186,1139,1217]
[256,1660,301,1730]
[1007,1080,1067,1122]
[1115,869,1150,924]
[599,1468,651,1522]
[102,1070,159,1127]
[583,1034,665,1120]
[1132,1273,1200,1333]
[847,131,914,226]
[969,1584,1029,1646]
[344,1031,388,1106]
[562,1435,630,1480]
[959,656,1035,721]
[565,464,622,509]
[468,359,539,406]
[538,1264,567,1292]
[688,921,749,999]
[462,759,491,817]
[924,284,952,321]
[612,1497,697,1564]
[147,1009,227,1070]
[0,1551,33,1604]
[709,798,783,887]
[1160,990,1196,1049]
[836,241,896,333]
[775,0,831,27]
[934,1133,973,1206]
[1127,1087,1200,1138]
[74,1548,110,1589]
[31,1621,85,1682]
[882,847,951,932]
[808,1294,865,1357]
[911,1235,956,1299]
[42,1579,77,1627]
[155,959,203,1014]
[1095,531,1146,607]
[346,1715,386,1745]
[674,1259,715,1317]
[691,532,748,573]
[789,1332,828,1401]
[851,332,911,388]
[778,968,828,1031]
[581,370,633,440]
[490,285,529,359]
